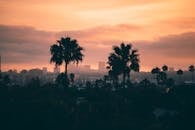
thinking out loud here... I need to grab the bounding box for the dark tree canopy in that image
[177,69,183,75]
[151,67,160,74]
[189,65,195,81]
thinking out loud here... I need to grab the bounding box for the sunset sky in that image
[0,0,195,72]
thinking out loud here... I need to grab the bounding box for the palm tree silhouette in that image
[50,37,84,75]
[107,43,139,85]
[177,69,183,82]
[162,65,168,72]
[188,65,194,81]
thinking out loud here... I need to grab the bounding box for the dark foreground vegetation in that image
[1,82,195,130]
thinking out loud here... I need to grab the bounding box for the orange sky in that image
[0,0,195,72]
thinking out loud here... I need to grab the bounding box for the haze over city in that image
[0,0,195,72]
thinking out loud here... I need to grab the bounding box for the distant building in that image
[42,67,47,74]
[169,67,175,72]
[98,61,106,72]
[81,65,91,72]
[53,66,60,74]
[69,64,79,73]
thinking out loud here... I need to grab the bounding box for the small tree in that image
[69,73,75,84]
[189,65,194,81]
[177,69,183,82]
[56,73,69,87]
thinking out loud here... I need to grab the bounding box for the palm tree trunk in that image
[65,62,68,75]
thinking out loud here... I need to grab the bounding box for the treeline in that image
[1,82,195,130]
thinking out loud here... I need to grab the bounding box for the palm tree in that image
[188,65,194,81]
[162,65,168,72]
[107,43,139,85]
[50,37,84,75]
[177,69,183,82]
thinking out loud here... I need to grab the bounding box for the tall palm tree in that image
[177,69,183,82]
[107,43,139,85]
[188,65,194,81]
[50,37,84,75]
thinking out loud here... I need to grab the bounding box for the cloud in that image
[135,32,195,69]
[0,24,194,71]
[0,25,55,64]
[139,32,195,57]
[158,17,195,30]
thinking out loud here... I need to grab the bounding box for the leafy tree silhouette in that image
[103,75,109,85]
[158,71,167,85]
[50,37,84,75]
[56,73,69,87]
[189,65,195,81]
[107,43,139,85]
[70,73,75,84]
[3,75,10,86]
